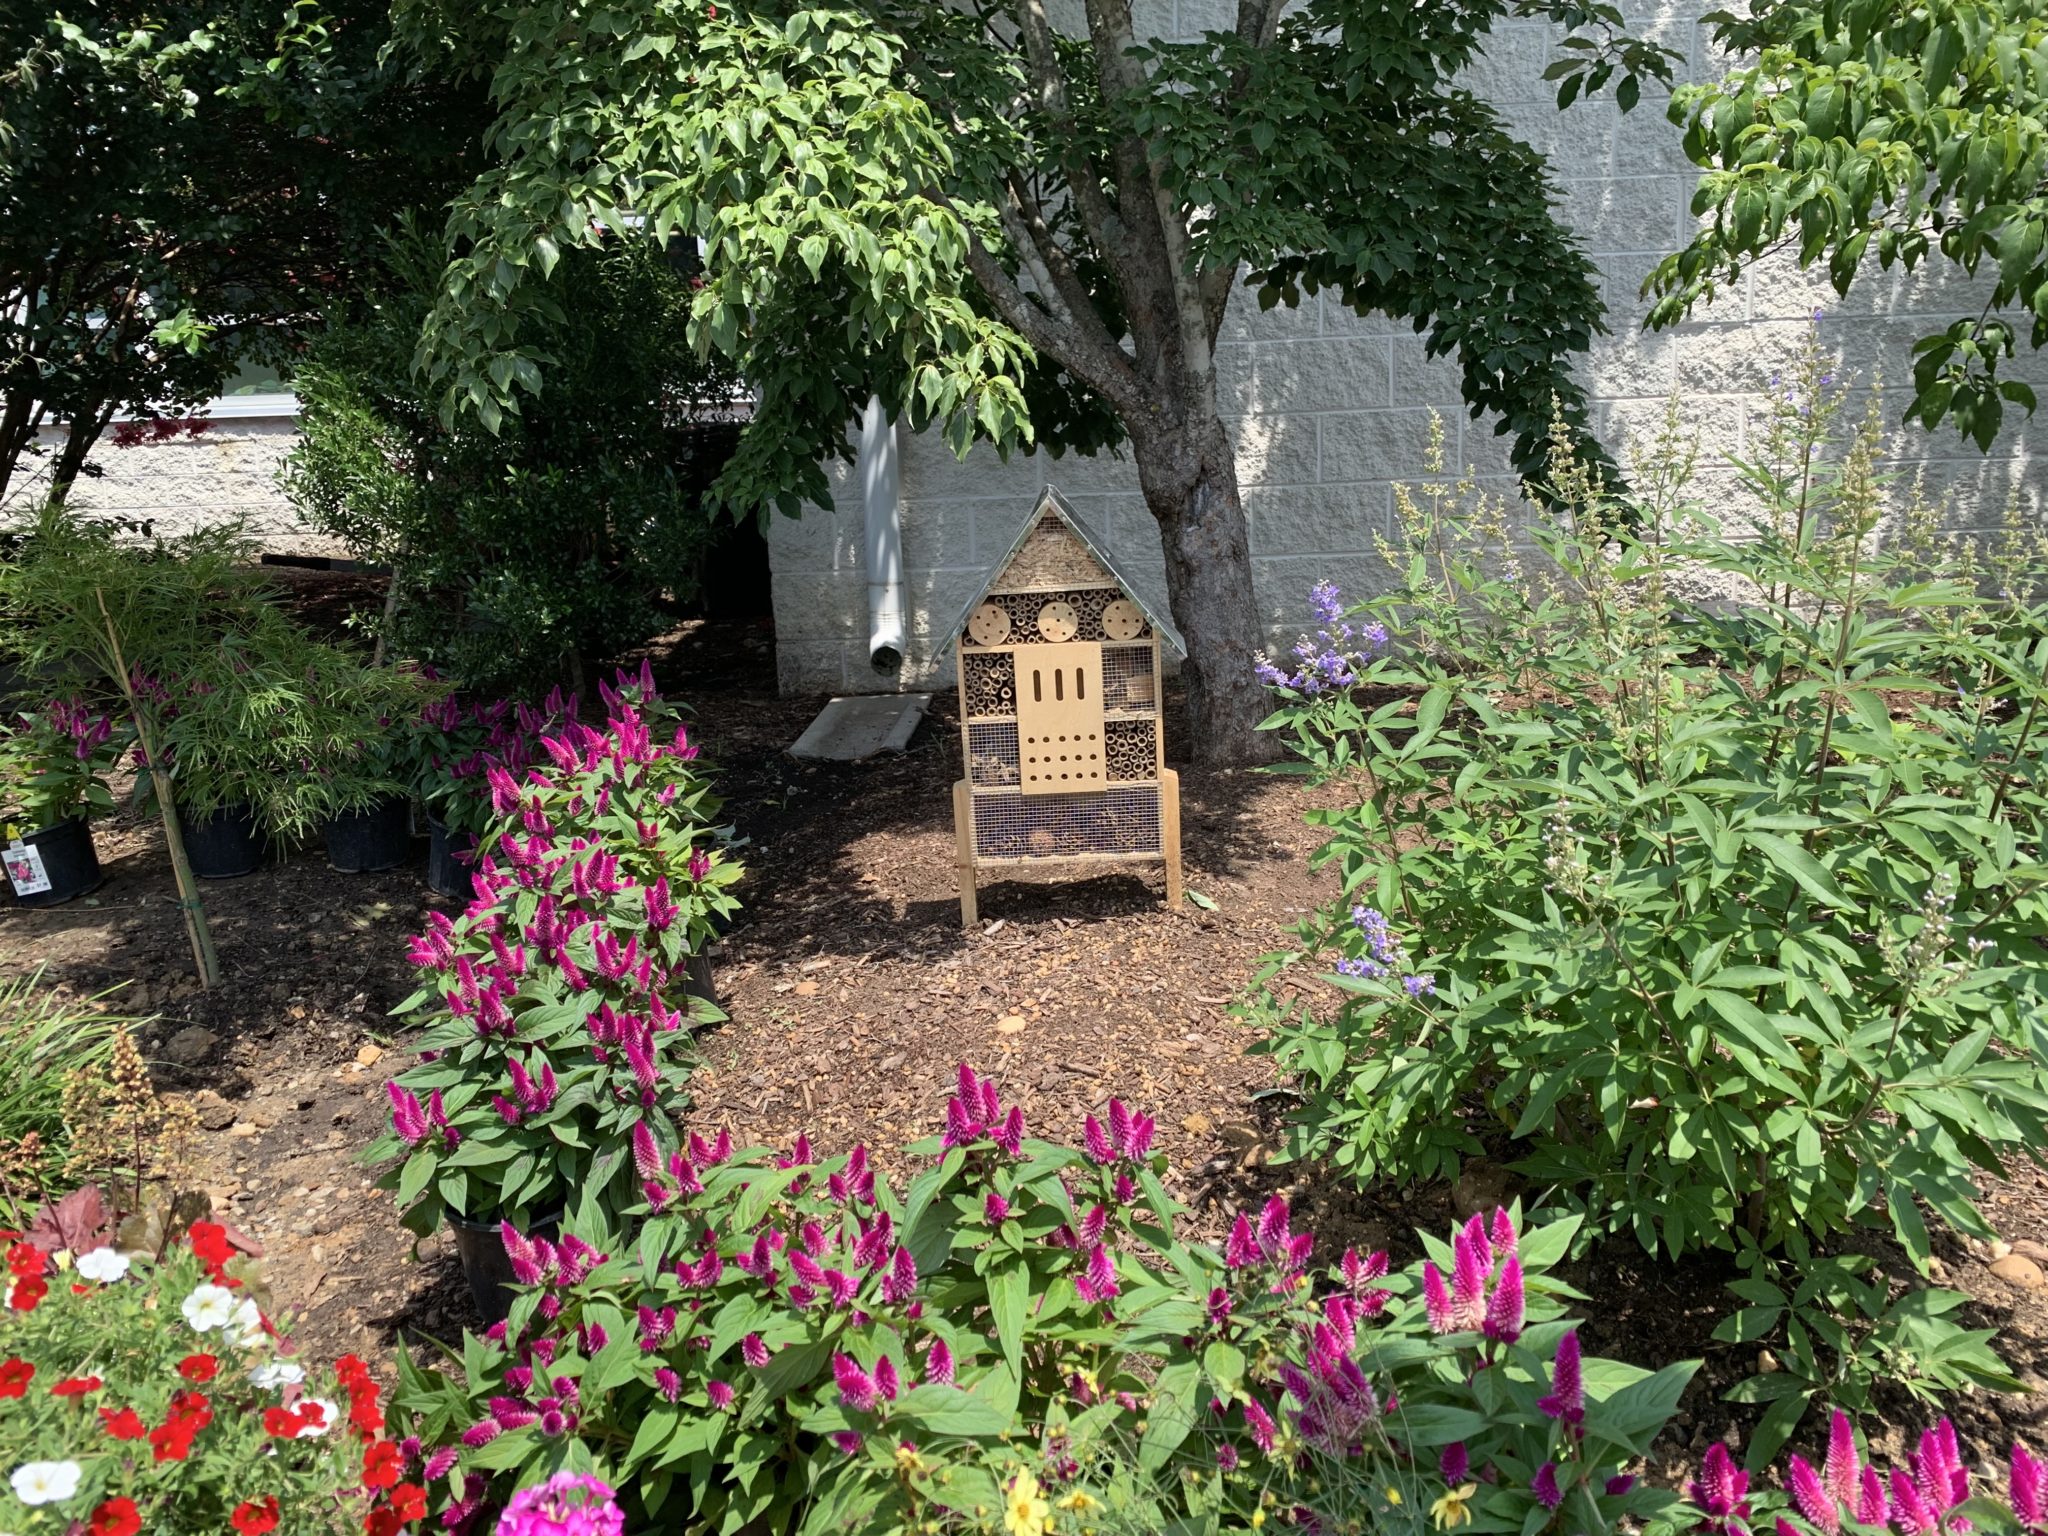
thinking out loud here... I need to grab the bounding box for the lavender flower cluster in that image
[1255,581,1389,695]
[1333,904,1435,997]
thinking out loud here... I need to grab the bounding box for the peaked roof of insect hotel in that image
[938,485,1186,658]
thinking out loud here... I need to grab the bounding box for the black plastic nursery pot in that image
[325,796,413,874]
[449,1208,561,1325]
[5,816,104,908]
[425,818,476,900]
[179,803,263,880]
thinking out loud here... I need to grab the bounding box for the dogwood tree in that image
[1648,0,2047,451]
[401,0,1672,762]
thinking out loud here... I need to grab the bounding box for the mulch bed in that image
[3,598,2043,1480]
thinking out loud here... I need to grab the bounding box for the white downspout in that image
[858,395,905,676]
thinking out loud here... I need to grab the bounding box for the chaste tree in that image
[399,0,1673,762]
[1648,0,2047,452]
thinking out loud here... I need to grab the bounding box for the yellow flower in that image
[1385,1487,1403,1507]
[1430,1483,1479,1530]
[1006,1470,1051,1536]
[1055,1492,1102,1515]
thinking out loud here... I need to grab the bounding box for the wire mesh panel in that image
[967,721,1020,787]
[972,785,1163,860]
[1101,645,1157,713]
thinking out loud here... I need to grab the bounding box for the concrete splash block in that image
[789,694,932,762]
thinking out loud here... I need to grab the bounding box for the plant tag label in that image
[4,839,52,896]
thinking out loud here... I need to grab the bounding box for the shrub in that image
[1249,347,2048,1265]
[0,1196,423,1535]
[392,1068,1694,1535]
[369,673,738,1235]
[284,224,744,695]
[0,700,125,833]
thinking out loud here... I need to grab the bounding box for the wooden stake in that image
[1160,768,1183,911]
[96,589,219,989]
[952,777,978,928]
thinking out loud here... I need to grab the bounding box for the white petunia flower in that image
[181,1283,238,1333]
[293,1397,340,1438]
[10,1460,81,1505]
[73,1248,130,1285]
[226,1297,266,1348]
[249,1361,305,1390]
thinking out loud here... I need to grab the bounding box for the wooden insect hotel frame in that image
[941,486,1184,925]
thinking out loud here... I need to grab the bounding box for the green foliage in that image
[0,509,434,840]
[394,1080,1692,1536]
[285,226,742,692]
[1649,0,2048,449]
[393,0,1673,509]
[0,969,122,1210]
[0,1,481,500]
[1713,1237,2020,1471]
[1250,338,2048,1266]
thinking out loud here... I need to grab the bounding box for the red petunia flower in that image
[6,1241,43,1278]
[89,1497,142,1536]
[389,1483,427,1521]
[100,1406,147,1440]
[178,1353,218,1383]
[189,1220,235,1277]
[0,1357,33,1397]
[51,1375,103,1397]
[231,1496,281,1535]
[361,1440,403,1491]
[7,1272,47,1312]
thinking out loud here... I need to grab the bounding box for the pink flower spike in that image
[1688,1444,1750,1525]
[994,1106,1024,1157]
[1421,1260,1455,1334]
[832,1354,879,1412]
[2010,1443,2044,1530]
[1243,1399,1277,1454]
[924,1339,954,1387]
[1489,1205,1517,1256]
[1537,1329,1583,1425]
[1481,1254,1524,1343]
[1255,1196,1291,1257]
[1449,1225,1487,1330]
[1440,1443,1468,1484]
[874,1356,900,1401]
[1225,1214,1259,1270]
[1823,1410,1861,1506]
[830,1431,861,1456]
[1082,1114,1114,1165]
[631,1120,662,1180]
[742,1333,770,1368]
[1857,1466,1889,1527]
[1787,1455,1838,1534]
[1891,1469,1938,1535]
[1461,1212,1493,1273]
[1533,1463,1563,1510]
[706,1380,734,1410]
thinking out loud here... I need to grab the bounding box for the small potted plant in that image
[1,699,125,907]
[314,661,444,874]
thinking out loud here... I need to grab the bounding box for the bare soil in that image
[3,604,2042,1481]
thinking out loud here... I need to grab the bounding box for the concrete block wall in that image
[769,0,2045,694]
[2,414,338,554]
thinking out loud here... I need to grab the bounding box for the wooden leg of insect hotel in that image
[1161,768,1182,910]
[952,778,978,928]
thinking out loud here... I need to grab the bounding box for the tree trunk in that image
[47,402,113,507]
[1130,412,1281,768]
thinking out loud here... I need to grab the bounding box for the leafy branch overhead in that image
[1647,0,2047,449]
[399,0,1679,517]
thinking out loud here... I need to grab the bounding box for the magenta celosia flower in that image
[1243,1399,1277,1454]
[1537,1329,1583,1426]
[495,1472,624,1536]
[1823,1410,1861,1505]
[387,1082,429,1146]
[830,1431,861,1455]
[994,1106,1025,1157]
[1440,1443,1468,1484]
[631,1121,662,1181]
[653,1368,681,1403]
[984,1193,1011,1224]
[1207,1287,1233,1326]
[1787,1454,1839,1534]
[1074,1243,1119,1304]
[706,1380,734,1410]
[1448,1224,1487,1330]
[1533,1463,1564,1511]
[1606,1475,1636,1497]
[873,1356,900,1402]
[1891,1469,1939,1535]
[833,1354,879,1412]
[1689,1444,1751,1532]
[1858,1465,1890,1526]
[1082,1114,1115,1165]
[1225,1212,1259,1269]
[1422,1261,1456,1334]
[925,1339,954,1387]
[742,1333,770,1368]
[1489,1205,1517,1256]
[2014,1444,2046,1531]
[1481,1253,1524,1342]
[881,1245,917,1304]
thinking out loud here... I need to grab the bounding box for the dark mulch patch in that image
[2,580,2041,1478]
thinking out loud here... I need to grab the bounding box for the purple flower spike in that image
[925,1339,954,1387]
[2010,1443,2045,1531]
[1537,1329,1584,1425]
[1422,1261,1455,1334]
[1823,1410,1861,1505]
[1533,1463,1564,1511]
[1688,1444,1752,1532]
[1225,1213,1259,1269]
[832,1354,879,1412]
[1787,1454,1839,1534]
[1440,1442,1469,1484]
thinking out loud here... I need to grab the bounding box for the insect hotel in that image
[942,486,1184,925]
